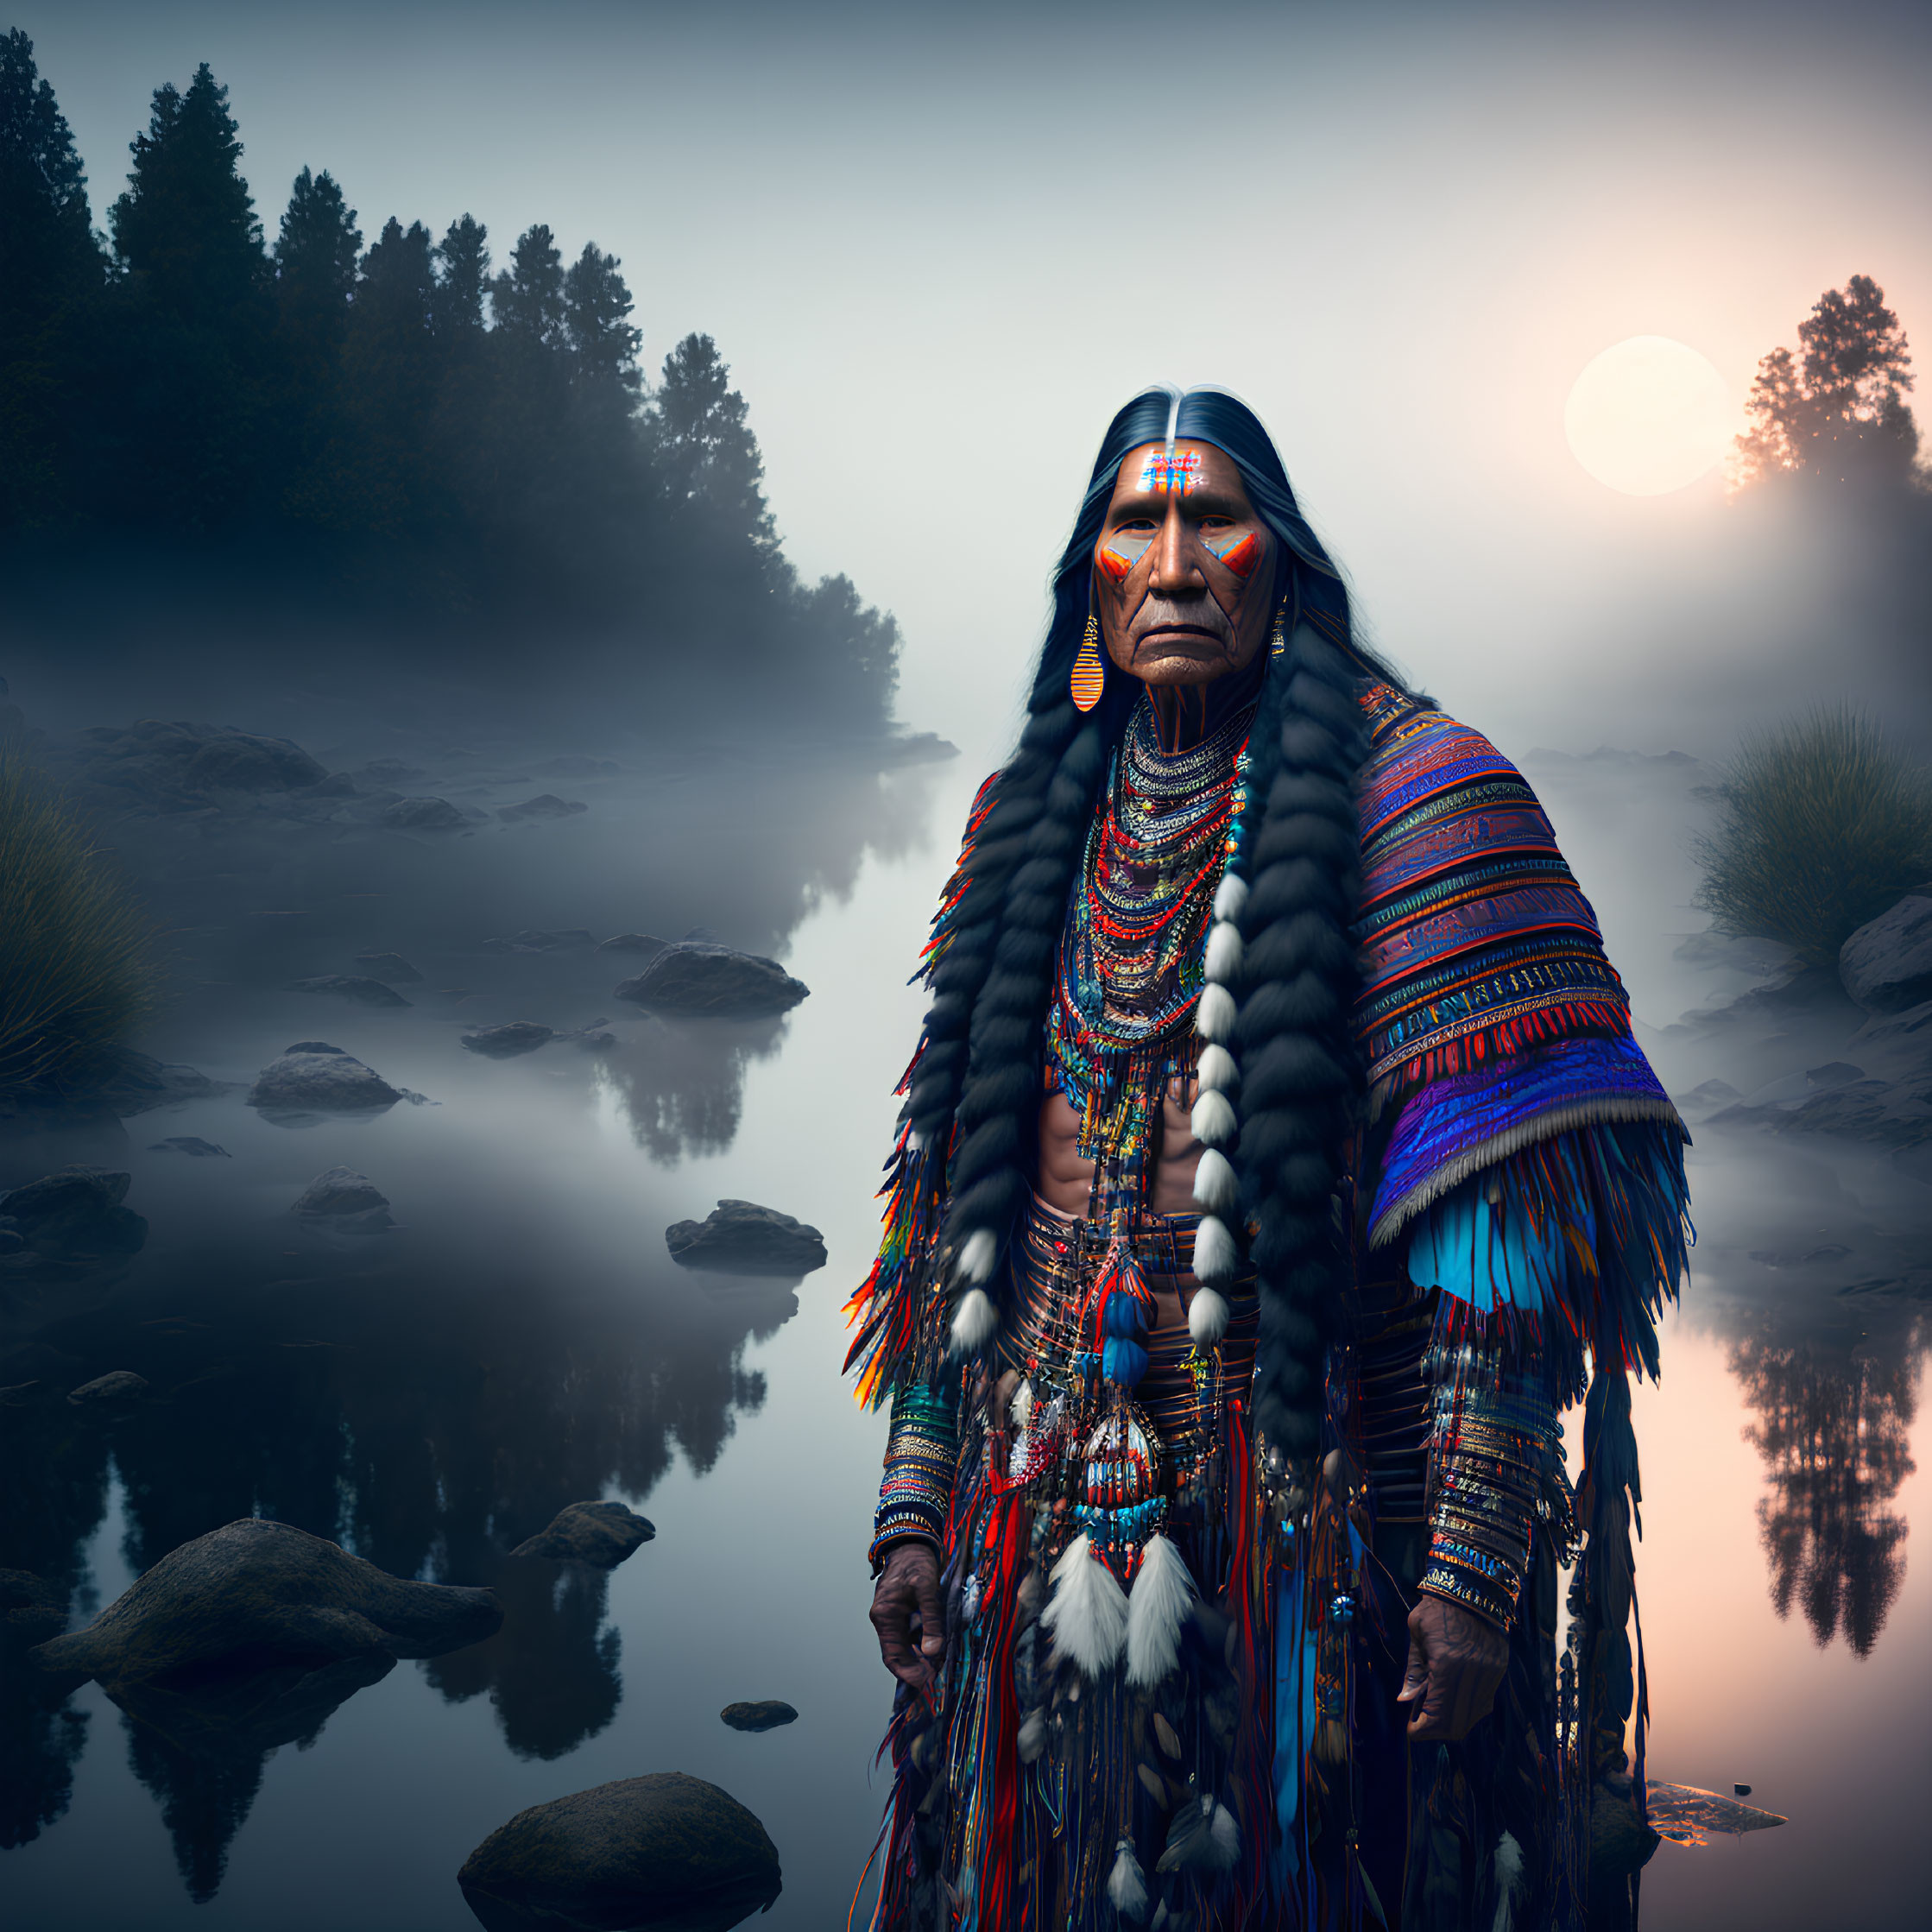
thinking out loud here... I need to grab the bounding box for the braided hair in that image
[911,387,1407,1455]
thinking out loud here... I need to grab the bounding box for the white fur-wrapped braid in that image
[1196,983,1236,1043]
[1196,1042,1239,1093]
[1125,1533,1197,1686]
[1191,1146,1239,1212]
[1203,919,1244,985]
[1188,1284,1230,1345]
[956,1228,998,1285]
[950,1286,997,1354]
[1193,1214,1238,1284]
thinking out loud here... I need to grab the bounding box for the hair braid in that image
[1230,622,1368,1453]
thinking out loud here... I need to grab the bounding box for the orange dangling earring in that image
[1071,612,1105,712]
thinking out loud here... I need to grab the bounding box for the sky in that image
[18,0,1932,768]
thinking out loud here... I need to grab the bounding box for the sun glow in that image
[1563,336,1733,496]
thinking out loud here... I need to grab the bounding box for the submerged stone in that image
[462,1022,556,1059]
[615,942,808,1017]
[248,1044,402,1122]
[665,1200,826,1278]
[719,1701,796,1733]
[510,1501,655,1569]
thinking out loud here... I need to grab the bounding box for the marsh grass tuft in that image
[1694,708,1932,969]
[0,757,155,1092]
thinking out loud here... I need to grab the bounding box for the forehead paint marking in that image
[1203,529,1262,579]
[1135,448,1203,496]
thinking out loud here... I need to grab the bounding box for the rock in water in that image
[149,1136,230,1157]
[291,1167,394,1228]
[597,932,669,957]
[289,973,413,1008]
[462,1022,556,1059]
[248,1044,402,1122]
[615,942,808,1017]
[719,1701,796,1733]
[458,1772,781,1932]
[665,1200,827,1278]
[0,1167,148,1258]
[382,796,469,833]
[352,951,426,983]
[498,794,589,821]
[31,1518,501,1686]
[481,929,597,954]
[1840,895,1932,1013]
[0,1569,66,1647]
[66,1370,149,1407]
[88,1045,217,1117]
[511,1502,655,1569]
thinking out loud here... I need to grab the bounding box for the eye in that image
[1199,515,1236,531]
[1113,518,1158,534]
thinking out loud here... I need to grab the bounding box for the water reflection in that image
[1732,1316,1922,1657]
[597,1017,791,1165]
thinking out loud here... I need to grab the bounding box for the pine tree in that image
[0,30,104,525]
[491,224,564,345]
[433,214,489,338]
[1734,275,1919,489]
[563,242,641,401]
[110,64,265,320]
[275,167,360,359]
[652,332,777,555]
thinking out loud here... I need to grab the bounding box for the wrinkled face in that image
[1093,439,1275,686]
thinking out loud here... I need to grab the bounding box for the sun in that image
[1563,337,1733,496]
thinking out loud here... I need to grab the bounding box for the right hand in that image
[869,1539,945,1696]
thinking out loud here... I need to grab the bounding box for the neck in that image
[1144,654,1266,754]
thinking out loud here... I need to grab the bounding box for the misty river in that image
[3,733,1926,1931]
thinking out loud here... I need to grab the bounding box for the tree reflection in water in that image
[598,1015,791,1165]
[1731,1316,1923,1657]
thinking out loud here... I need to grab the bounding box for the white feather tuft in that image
[1490,1830,1525,1932]
[1203,920,1244,986]
[1108,1839,1150,1920]
[957,1228,997,1285]
[1188,1285,1230,1346]
[1196,983,1236,1042]
[1190,1090,1237,1150]
[1017,1708,1048,1764]
[1206,1798,1240,1870]
[1191,1146,1239,1213]
[1041,1533,1128,1679]
[906,1127,926,1152]
[1193,1214,1238,1283]
[1195,1043,1239,1093]
[950,1286,997,1354]
[1213,872,1249,922]
[1125,1534,1197,1687]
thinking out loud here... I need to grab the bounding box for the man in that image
[848,388,1689,1930]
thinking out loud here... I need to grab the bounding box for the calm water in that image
[2,733,1925,1930]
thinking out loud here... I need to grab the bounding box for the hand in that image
[870,1539,945,1696]
[1397,1594,1508,1741]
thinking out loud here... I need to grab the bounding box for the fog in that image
[14,0,1929,772]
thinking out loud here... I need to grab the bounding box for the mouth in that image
[1136,624,1228,652]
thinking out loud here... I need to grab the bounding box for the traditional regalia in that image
[846,391,1690,1932]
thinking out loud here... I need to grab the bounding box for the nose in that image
[1150,497,1203,597]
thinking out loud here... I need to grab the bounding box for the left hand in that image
[1397,1594,1509,1741]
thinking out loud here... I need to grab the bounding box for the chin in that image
[1134,654,1236,687]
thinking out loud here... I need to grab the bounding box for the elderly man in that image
[848,388,1689,1931]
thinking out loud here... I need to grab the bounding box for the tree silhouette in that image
[0,30,104,522]
[1733,275,1920,489]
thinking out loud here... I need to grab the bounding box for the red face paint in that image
[1098,527,1152,581]
[1203,529,1261,579]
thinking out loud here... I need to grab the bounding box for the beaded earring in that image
[1270,607,1287,658]
[1071,612,1106,711]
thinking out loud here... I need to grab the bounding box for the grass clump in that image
[0,757,155,1093]
[1694,708,1932,969]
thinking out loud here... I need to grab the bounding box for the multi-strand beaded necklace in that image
[1049,693,1256,1179]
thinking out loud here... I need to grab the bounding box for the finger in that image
[915,1568,947,1664]
[1410,1653,1455,1739]
[870,1598,926,1691]
[1397,1627,1429,1703]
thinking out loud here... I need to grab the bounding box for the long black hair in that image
[908,387,1406,1454]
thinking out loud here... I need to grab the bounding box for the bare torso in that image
[1035,1075,1202,1336]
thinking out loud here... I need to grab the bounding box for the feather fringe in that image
[1041,1532,1128,1679]
[1125,1533,1197,1686]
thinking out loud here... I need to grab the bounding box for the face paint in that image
[1135,448,1203,496]
[1201,527,1263,579]
[1097,525,1153,582]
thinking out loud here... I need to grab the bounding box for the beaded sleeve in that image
[870,1380,961,1570]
